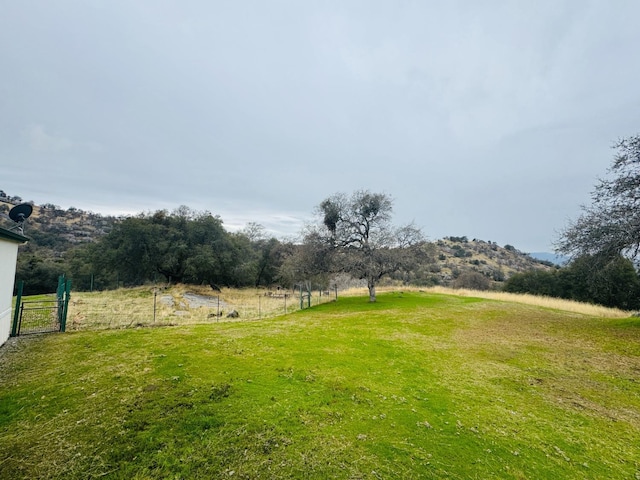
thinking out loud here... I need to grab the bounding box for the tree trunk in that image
[368,278,376,302]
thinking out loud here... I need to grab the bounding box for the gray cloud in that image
[25,125,73,152]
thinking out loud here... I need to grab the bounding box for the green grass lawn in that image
[1,291,639,479]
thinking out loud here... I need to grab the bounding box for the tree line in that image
[62,207,297,293]
[14,193,429,300]
[503,254,640,310]
[12,207,294,295]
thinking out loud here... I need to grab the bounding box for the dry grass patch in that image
[66,284,336,330]
[406,285,630,318]
[338,284,630,317]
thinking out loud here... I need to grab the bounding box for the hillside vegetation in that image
[427,237,552,285]
[1,290,638,479]
[1,191,550,294]
[0,193,117,248]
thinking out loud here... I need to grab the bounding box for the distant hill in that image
[529,252,568,265]
[1,190,552,288]
[0,191,118,258]
[423,237,554,286]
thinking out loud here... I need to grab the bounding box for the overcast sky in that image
[2,1,640,252]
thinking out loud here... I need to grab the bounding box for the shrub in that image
[453,271,491,290]
[503,254,640,310]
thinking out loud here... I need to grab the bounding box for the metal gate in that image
[15,298,61,335]
[11,275,71,337]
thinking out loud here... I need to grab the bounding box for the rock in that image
[160,295,174,307]
[183,292,228,309]
[226,310,239,318]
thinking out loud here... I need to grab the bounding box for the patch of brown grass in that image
[66,285,336,330]
[374,285,630,318]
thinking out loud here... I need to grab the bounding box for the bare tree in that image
[557,134,640,262]
[308,190,424,302]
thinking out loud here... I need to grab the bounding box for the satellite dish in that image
[8,203,33,234]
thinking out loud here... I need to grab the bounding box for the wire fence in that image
[65,286,339,331]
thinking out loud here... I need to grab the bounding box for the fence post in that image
[60,279,72,332]
[57,275,65,325]
[10,281,23,337]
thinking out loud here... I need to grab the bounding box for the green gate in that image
[11,275,71,337]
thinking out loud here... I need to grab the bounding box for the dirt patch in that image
[160,292,229,310]
[0,336,42,376]
[0,337,22,361]
[160,295,174,307]
[182,292,229,309]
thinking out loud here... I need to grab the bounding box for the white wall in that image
[0,240,20,345]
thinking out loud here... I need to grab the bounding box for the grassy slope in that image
[0,291,639,479]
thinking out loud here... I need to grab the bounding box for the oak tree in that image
[308,190,424,302]
[557,134,640,262]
